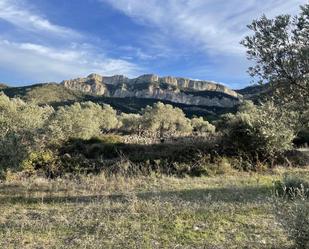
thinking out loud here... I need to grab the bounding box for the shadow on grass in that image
[0,184,272,205]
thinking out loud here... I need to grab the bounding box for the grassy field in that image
[0,168,308,249]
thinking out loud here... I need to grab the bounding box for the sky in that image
[0,0,306,89]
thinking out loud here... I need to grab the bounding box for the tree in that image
[241,4,309,105]
[119,113,143,135]
[0,93,53,170]
[141,102,192,137]
[49,102,118,142]
[191,117,215,134]
[222,101,296,162]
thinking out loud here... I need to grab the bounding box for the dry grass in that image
[0,167,308,248]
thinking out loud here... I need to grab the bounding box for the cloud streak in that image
[0,0,79,38]
[0,39,141,83]
[102,0,305,55]
[0,0,142,84]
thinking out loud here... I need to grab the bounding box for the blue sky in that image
[0,0,305,89]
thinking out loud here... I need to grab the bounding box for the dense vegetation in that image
[1,89,307,180]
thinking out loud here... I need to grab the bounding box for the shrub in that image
[276,199,309,249]
[21,150,60,178]
[48,102,118,142]
[221,101,296,163]
[191,117,216,134]
[0,93,54,170]
[119,113,143,135]
[141,102,192,137]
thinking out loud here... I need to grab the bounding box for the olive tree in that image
[119,113,143,135]
[222,101,296,161]
[191,117,216,134]
[241,4,309,104]
[141,102,192,137]
[0,93,53,170]
[49,102,118,142]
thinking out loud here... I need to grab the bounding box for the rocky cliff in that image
[62,74,243,108]
[0,83,8,90]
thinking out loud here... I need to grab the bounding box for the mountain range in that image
[0,74,266,119]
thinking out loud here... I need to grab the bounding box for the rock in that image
[61,73,243,108]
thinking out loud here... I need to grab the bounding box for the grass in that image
[0,168,308,248]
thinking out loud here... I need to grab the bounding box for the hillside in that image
[236,84,271,103]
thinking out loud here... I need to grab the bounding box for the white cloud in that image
[0,0,80,38]
[101,0,305,55]
[0,0,142,83]
[0,39,141,83]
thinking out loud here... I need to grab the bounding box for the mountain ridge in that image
[61,73,242,108]
[1,74,267,120]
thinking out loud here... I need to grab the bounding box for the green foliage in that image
[49,102,118,142]
[241,4,309,105]
[21,150,60,178]
[221,101,296,161]
[191,117,215,134]
[119,113,143,134]
[92,134,123,144]
[0,93,53,170]
[141,102,192,137]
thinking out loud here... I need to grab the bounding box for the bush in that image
[276,200,309,249]
[21,150,61,178]
[221,101,296,163]
[191,117,216,134]
[141,102,192,137]
[119,113,143,135]
[282,150,309,167]
[48,102,118,142]
[0,93,53,170]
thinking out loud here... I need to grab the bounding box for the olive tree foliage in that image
[141,102,192,137]
[222,101,297,161]
[119,113,143,135]
[0,93,53,169]
[241,4,309,106]
[191,117,216,134]
[49,102,118,142]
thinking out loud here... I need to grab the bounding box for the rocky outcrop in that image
[0,83,8,89]
[61,73,243,108]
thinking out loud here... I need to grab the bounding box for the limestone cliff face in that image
[61,74,242,108]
